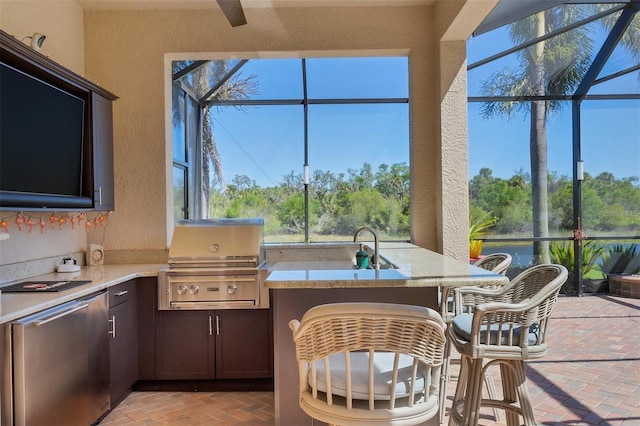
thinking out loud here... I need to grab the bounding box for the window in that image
[171,57,409,243]
[467,2,640,294]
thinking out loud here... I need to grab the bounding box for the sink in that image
[265,243,399,271]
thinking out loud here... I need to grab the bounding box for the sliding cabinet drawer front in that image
[109,280,134,308]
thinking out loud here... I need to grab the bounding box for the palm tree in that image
[594,4,640,66]
[479,5,594,263]
[172,60,257,218]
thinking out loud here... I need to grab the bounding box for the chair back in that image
[451,264,568,359]
[441,253,512,320]
[473,253,512,275]
[289,302,446,426]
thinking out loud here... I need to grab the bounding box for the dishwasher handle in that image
[34,302,89,327]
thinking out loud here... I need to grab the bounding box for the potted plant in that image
[598,244,640,293]
[469,212,497,259]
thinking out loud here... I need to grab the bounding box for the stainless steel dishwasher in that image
[11,291,110,426]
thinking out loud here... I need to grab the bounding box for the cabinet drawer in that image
[109,281,133,308]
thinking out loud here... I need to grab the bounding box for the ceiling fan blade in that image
[216,0,247,27]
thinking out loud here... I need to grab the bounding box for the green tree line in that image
[470,167,640,236]
[208,162,410,238]
[206,163,639,239]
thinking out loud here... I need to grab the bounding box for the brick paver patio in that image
[102,294,640,425]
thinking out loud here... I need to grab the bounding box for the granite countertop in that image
[0,264,166,324]
[265,243,508,289]
[1,244,509,322]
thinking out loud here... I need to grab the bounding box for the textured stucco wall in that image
[0,0,88,269]
[0,0,85,75]
[438,39,469,259]
[429,0,498,260]
[84,5,446,252]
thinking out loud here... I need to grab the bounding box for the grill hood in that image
[168,218,264,264]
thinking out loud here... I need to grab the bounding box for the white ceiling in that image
[75,0,435,11]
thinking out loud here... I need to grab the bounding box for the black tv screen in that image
[0,62,91,209]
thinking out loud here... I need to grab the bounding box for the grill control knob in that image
[177,285,187,295]
[227,284,238,294]
[189,285,200,294]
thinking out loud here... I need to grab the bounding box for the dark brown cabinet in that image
[215,309,273,379]
[108,280,138,405]
[155,310,215,379]
[92,93,115,211]
[154,308,273,380]
[0,30,117,211]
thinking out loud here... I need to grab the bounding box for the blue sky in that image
[209,57,409,188]
[468,99,640,181]
[467,17,640,181]
[178,16,639,188]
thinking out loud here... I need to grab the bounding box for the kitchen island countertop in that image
[265,242,507,289]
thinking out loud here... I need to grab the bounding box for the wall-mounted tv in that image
[0,61,93,209]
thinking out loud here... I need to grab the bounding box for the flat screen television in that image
[0,61,93,209]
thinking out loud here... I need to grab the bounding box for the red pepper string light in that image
[0,212,109,235]
[25,216,34,233]
[14,214,23,231]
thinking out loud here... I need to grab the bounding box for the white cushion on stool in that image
[311,352,426,400]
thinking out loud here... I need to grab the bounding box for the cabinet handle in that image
[114,290,128,297]
[109,315,116,338]
[216,315,220,336]
[34,302,88,327]
[208,315,213,336]
[98,186,103,205]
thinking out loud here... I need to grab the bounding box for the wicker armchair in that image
[438,253,512,423]
[448,264,568,426]
[289,302,446,426]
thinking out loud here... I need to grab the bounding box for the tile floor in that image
[101,294,640,425]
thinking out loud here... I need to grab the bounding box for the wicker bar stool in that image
[289,302,446,426]
[438,253,512,423]
[447,264,568,426]
[472,253,512,277]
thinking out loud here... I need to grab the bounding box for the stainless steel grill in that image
[158,218,266,310]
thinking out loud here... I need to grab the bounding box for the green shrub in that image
[549,240,603,276]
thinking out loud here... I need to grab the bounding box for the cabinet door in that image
[215,309,273,379]
[109,280,138,404]
[156,310,215,379]
[137,277,157,380]
[92,93,114,211]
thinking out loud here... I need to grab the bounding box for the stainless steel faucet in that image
[353,226,379,270]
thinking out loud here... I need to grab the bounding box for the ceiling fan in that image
[216,0,247,27]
